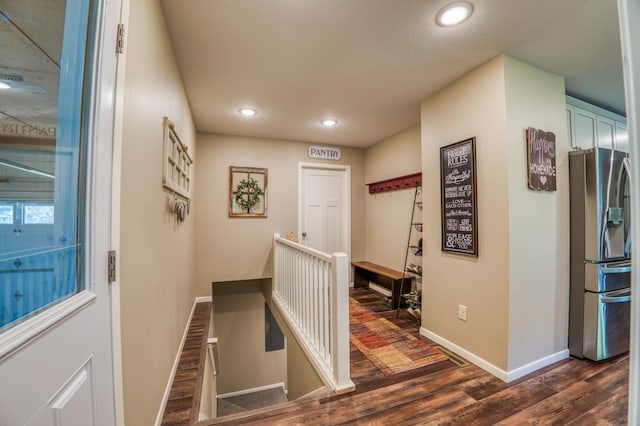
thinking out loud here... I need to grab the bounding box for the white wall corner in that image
[505,349,569,382]
[420,327,569,383]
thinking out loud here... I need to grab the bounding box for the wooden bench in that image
[351,261,411,308]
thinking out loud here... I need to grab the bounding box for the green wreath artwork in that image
[234,177,264,212]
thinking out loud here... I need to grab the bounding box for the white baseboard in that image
[420,327,569,383]
[155,297,212,426]
[504,349,569,382]
[217,382,286,399]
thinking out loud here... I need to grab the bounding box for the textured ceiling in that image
[0,0,62,133]
[0,0,626,149]
[161,0,625,148]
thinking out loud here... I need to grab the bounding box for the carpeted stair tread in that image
[216,398,247,417]
[216,387,289,419]
[223,387,288,410]
[210,393,327,425]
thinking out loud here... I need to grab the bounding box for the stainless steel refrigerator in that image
[569,147,632,361]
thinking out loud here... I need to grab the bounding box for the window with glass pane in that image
[0,0,94,331]
[0,205,14,224]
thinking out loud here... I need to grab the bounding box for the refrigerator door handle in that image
[601,265,632,274]
[602,289,632,303]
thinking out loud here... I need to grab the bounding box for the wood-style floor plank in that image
[198,288,629,425]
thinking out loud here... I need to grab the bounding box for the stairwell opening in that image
[205,278,325,419]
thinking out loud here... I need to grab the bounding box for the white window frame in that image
[162,117,192,200]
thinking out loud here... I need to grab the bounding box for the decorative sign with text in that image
[1,122,57,138]
[308,145,341,160]
[526,127,556,191]
[440,137,478,256]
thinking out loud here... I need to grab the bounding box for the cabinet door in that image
[574,107,597,149]
[597,115,616,149]
[616,122,629,152]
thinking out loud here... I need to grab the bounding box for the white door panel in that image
[299,163,350,259]
[326,205,339,254]
[48,360,95,426]
[0,0,120,424]
[307,204,325,252]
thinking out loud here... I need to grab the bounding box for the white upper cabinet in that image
[566,96,627,152]
[597,115,616,150]
[616,122,629,152]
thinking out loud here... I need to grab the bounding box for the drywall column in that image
[503,56,569,374]
[421,56,511,372]
[420,55,569,380]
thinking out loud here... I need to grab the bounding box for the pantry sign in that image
[527,127,556,191]
[308,145,341,160]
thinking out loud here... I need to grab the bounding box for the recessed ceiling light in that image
[321,119,338,127]
[436,2,473,27]
[238,107,257,117]
[0,82,10,90]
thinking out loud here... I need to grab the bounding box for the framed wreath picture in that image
[229,166,268,217]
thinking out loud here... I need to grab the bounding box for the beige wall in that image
[421,56,511,369]
[262,280,325,399]
[119,0,199,424]
[194,133,365,289]
[503,56,569,370]
[420,55,569,374]
[212,280,287,395]
[364,125,421,270]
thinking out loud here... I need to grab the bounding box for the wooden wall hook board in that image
[366,172,422,194]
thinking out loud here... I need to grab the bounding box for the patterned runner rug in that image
[349,297,448,376]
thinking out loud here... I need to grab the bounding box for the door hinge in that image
[108,250,117,283]
[116,24,125,54]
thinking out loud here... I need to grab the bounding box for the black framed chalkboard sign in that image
[440,137,478,256]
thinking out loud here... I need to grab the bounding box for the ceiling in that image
[0,0,62,137]
[161,0,625,148]
[0,0,626,149]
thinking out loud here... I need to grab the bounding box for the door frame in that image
[0,0,124,422]
[618,0,639,422]
[298,162,351,261]
[108,0,130,423]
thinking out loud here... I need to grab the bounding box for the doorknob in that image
[302,232,307,238]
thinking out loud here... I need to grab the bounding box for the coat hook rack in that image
[367,172,422,194]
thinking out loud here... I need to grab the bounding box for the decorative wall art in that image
[526,127,557,191]
[229,166,268,217]
[162,117,192,222]
[440,137,478,256]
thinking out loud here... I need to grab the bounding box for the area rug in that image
[349,297,448,376]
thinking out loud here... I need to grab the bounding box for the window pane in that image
[23,204,55,224]
[0,0,93,331]
[0,205,13,224]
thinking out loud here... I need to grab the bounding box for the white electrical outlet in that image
[458,304,468,321]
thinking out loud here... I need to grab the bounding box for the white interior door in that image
[298,163,351,257]
[0,0,121,424]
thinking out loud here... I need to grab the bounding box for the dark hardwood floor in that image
[203,288,629,425]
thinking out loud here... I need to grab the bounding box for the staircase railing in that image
[272,234,354,393]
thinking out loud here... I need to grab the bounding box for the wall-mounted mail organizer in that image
[367,172,422,194]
